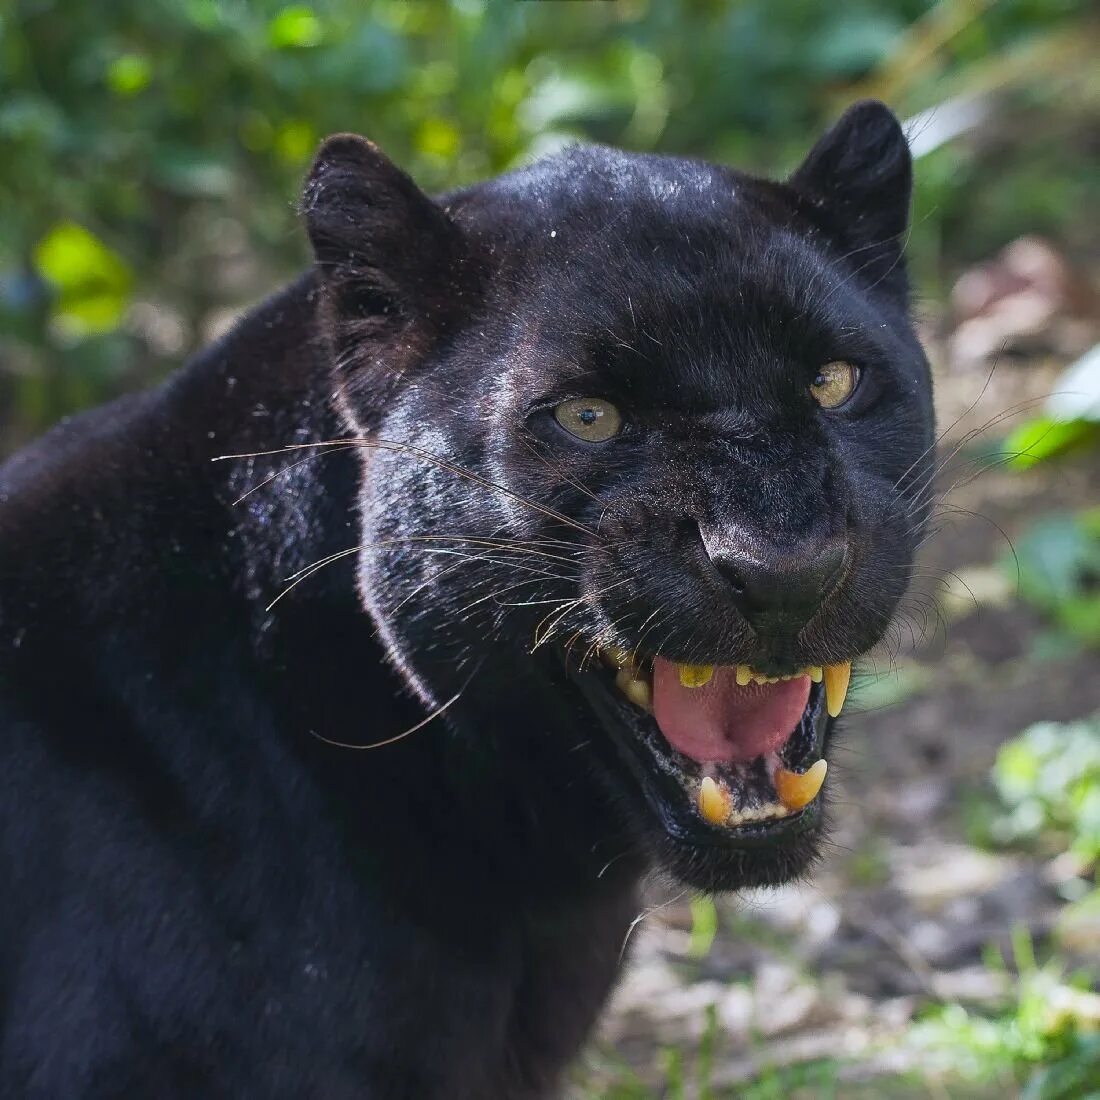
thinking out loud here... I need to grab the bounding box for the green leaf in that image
[1006,417,1097,469]
[1008,347,1100,468]
[268,6,324,49]
[32,222,132,337]
[687,895,718,959]
[1058,595,1100,647]
[107,54,152,97]
[415,117,460,160]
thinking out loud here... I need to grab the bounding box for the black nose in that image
[702,528,847,634]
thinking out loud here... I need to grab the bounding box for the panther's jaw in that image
[568,645,850,880]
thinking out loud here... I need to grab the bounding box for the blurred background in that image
[2,0,1098,1095]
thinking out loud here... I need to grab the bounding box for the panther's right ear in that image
[789,101,913,299]
[302,134,466,337]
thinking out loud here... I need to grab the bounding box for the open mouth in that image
[579,648,852,843]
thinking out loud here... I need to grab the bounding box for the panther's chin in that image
[568,646,844,891]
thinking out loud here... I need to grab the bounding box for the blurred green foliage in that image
[924,716,1100,1099]
[1008,344,1100,468]
[992,713,1100,862]
[1003,508,1100,646]
[1,0,1097,451]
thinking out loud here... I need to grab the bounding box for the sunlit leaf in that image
[107,54,152,97]
[416,117,460,160]
[32,222,133,338]
[687,895,718,959]
[1007,346,1100,468]
[33,223,128,297]
[1006,417,1097,469]
[268,6,324,49]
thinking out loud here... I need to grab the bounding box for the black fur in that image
[0,101,934,1097]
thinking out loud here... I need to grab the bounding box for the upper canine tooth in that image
[698,776,732,825]
[615,667,652,712]
[678,664,714,688]
[735,665,752,686]
[775,758,827,811]
[823,662,851,717]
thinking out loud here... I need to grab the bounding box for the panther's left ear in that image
[789,100,912,295]
[301,133,470,339]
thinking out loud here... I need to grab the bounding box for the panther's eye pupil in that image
[579,409,597,424]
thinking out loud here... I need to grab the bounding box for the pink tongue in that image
[651,658,811,764]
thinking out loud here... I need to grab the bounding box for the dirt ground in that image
[579,335,1100,1096]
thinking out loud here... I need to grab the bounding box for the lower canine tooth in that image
[775,759,827,811]
[678,663,714,688]
[823,662,852,717]
[615,667,652,711]
[698,776,732,825]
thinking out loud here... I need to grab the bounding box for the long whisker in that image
[310,690,462,751]
[361,437,602,539]
[217,436,601,539]
[517,435,607,506]
[899,396,1052,520]
[230,445,359,506]
[449,573,580,620]
[531,579,629,651]
[215,438,367,462]
[284,535,585,581]
[269,542,575,611]
[891,358,1004,495]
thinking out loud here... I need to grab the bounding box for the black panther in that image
[0,101,934,1097]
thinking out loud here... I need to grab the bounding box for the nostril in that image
[705,546,760,602]
[698,524,850,631]
[690,521,747,592]
[710,555,748,595]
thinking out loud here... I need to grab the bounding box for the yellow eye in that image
[553,398,623,442]
[810,361,860,409]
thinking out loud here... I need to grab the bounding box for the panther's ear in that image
[789,100,912,296]
[302,134,466,336]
